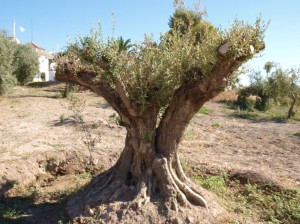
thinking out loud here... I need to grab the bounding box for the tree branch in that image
[155,58,237,156]
[115,79,138,117]
[56,62,131,125]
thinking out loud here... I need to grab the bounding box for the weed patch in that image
[294,132,300,138]
[198,107,213,115]
[193,174,227,194]
[189,169,300,223]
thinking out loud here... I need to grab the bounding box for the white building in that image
[49,62,57,81]
[31,43,54,82]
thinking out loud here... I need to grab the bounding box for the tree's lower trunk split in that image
[67,133,208,218]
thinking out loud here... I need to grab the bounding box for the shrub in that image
[0,31,39,95]
[0,31,17,95]
[13,43,39,85]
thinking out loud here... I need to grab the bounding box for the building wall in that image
[31,43,54,82]
[33,56,50,82]
[49,62,57,81]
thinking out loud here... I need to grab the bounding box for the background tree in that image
[56,5,266,221]
[116,36,133,52]
[237,62,300,118]
[286,68,300,118]
[0,31,18,95]
[13,43,39,85]
[237,69,271,111]
[0,31,39,95]
[263,61,276,76]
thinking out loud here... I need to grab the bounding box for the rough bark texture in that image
[287,92,298,119]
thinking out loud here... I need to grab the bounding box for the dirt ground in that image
[0,82,299,223]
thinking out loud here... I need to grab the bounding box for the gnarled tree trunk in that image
[287,92,298,119]
[67,108,209,216]
[64,65,233,223]
[55,39,261,222]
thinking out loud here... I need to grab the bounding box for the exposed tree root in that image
[67,154,230,223]
[167,157,208,208]
[154,157,188,209]
[174,153,211,200]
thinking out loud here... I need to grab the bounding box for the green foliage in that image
[231,106,295,122]
[57,8,266,112]
[62,82,75,98]
[194,174,228,194]
[115,36,133,53]
[222,17,268,59]
[59,114,66,123]
[232,110,260,120]
[169,8,201,35]
[212,122,223,128]
[237,70,271,111]
[63,95,100,168]
[235,98,256,112]
[264,61,276,75]
[240,184,300,223]
[13,43,39,85]
[0,31,18,95]
[65,94,86,123]
[0,31,39,95]
[1,206,24,218]
[191,169,300,223]
[237,63,300,115]
[198,106,212,115]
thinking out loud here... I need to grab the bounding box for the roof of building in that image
[31,42,54,59]
[31,42,45,51]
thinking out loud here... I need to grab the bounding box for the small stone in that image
[186,216,194,224]
[92,158,99,165]
[88,208,94,215]
[172,217,182,224]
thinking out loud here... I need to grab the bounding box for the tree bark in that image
[67,106,211,219]
[56,46,258,222]
[287,92,297,119]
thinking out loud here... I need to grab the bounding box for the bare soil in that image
[0,82,299,223]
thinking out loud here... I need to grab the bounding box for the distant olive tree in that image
[13,43,39,85]
[0,31,18,95]
[0,31,39,95]
[286,68,300,118]
[237,70,271,111]
[237,62,300,117]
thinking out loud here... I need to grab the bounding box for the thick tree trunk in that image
[67,112,214,220]
[287,93,297,119]
[65,63,235,223]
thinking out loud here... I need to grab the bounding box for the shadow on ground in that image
[0,188,69,224]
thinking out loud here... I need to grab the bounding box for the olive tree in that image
[56,6,266,221]
[0,31,18,95]
[0,31,39,95]
[237,63,300,117]
[13,43,39,85]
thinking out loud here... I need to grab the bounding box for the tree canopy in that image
[13,43,39,85]
[0,31,39,95]
[0,31,18,95]
[57,8,266,116]
[237,62,300,117]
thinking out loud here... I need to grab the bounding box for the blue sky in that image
[1,0,299,76]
